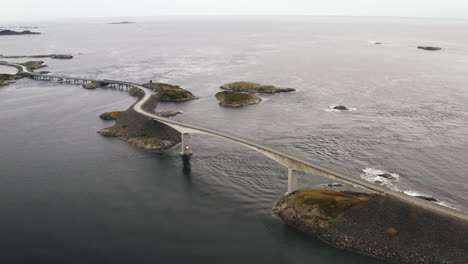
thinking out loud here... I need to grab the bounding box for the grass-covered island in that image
[220,81,295,93]
[143,82,198,102]
[274,189,468,264]
[215,91,261,107]
[97,89,181,151]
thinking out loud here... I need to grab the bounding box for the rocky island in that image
[82,81,108,89]
[99,111,125,120]
[98,88,181,151]
[220,81,295,93]
[0,29,41,35]
[0,80,13,86]
[215,91,261,107]
[20,61,47,71]
[144,82,198,102]
[417,46,442,51]
[274,189,468,264]
[108,21,135,24]
[0,54,73,59]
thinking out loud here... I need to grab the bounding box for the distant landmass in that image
[108,21,135,24]
[0,30,41,35]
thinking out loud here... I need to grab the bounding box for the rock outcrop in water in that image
[273,189,468,264]
[0,80,13,86]
[82,81,108,89]
[215,91,261,107]
[0,30,41,35]
[417,46,442,51]
[97,90,181,151]
[99,111,125,120]
[333,105,349,111]
[220,81,295,93]
[156,110,182,117]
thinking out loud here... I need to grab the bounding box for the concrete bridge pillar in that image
[288,168,299,193]
[180,133,192,156]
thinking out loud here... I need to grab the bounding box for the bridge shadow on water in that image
[181,155,192,180]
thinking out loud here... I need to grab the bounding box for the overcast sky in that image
[2,0,468,22]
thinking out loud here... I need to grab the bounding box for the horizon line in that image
[2,13,468,24]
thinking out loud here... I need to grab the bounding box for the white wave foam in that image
[361,168,400,189]
[362,169,456,209]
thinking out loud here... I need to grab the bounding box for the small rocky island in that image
[274,189,468,264]
[0,29,41,35]
[83,81,108,89]
[20,61,47,71]
[143,82,198,102]
[0,80,13,86]
[215,91,261,107]
[99,111,125,120]
[220,81,295,93]
[417,46,442,51]
[98,88,181,151]
[108,21,135,24]
[332,105,349,111]
[0,54,73,59]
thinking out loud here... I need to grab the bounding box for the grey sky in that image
[2,0,468,22]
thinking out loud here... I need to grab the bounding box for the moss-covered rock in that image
[220,81,295,93]
[145,82,198,102]
[215,91,261,107]
[99,111,125,120]
[82,81,108,89]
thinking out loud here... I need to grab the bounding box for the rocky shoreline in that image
[274,189,468,264]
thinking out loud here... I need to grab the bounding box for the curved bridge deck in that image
[2,61,467,222]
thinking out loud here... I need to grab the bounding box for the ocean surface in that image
[0,16,467,263]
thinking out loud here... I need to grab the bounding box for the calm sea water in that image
[0,16,467,263]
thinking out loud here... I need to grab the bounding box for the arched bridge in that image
[2,61,467,221]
